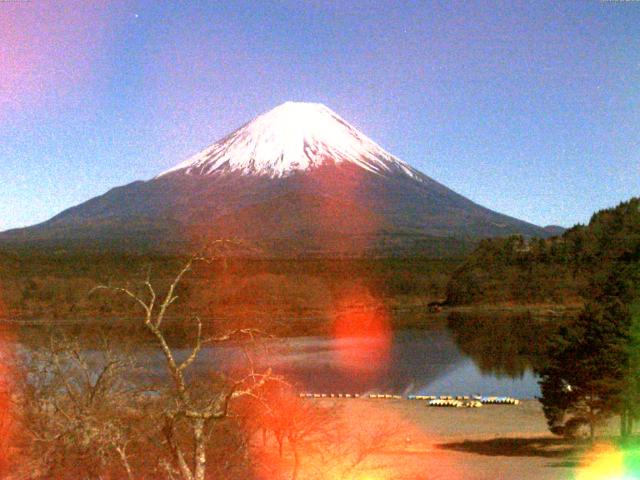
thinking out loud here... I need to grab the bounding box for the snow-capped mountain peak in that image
[158,101,419,179]
[2,102,552,252]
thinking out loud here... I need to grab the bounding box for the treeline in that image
[534,200,640,439]
[446,197,640,306]
[0,252,460,329]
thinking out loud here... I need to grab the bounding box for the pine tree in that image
[537,300,629,440]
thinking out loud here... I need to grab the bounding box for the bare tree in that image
[95,254,275,480]
[309,415,402,480]
[243,388,402,480]
[18,330,146,480]
[14,248,404,480]
[248,384,334,480]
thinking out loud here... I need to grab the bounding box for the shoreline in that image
[0,302,580,329]
[310,397,620,479]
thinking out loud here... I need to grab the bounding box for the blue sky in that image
[1,0,638,231]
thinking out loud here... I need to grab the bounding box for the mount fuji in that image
[158,102,421,180]
[0,102,551,256]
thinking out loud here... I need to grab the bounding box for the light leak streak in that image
[0,285,15,475]
[575,443,640,480]
[331,286,391,380]
[0,2,111,121]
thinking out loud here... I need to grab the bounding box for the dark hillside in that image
[446,197,640,306]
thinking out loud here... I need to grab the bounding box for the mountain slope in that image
[0,102,551,256]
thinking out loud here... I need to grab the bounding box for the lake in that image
[135,313,547,398]
[6,312,550,399]
[225,329,542,398]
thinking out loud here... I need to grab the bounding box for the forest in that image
[0,251,459,336]
[446,197,640,307]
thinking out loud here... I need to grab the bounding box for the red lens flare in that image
[0,286,15,476]
[243,392,465,480]
[336,399,465,480]
[299,163,385,256]
[0,3,111,121]
[242,387,307,480]
[331,285,392,380]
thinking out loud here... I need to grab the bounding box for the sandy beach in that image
[306,398,624,480]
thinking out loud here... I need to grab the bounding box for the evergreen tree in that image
[537,301,629,440]
[538,256,640,440]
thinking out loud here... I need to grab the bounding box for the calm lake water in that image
[215,329,542,398]
[149,315,546,398]
[8,313,549,399]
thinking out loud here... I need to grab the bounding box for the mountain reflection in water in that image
[446,312,552,378]
[176,313,550,398]
[15,312,552,399]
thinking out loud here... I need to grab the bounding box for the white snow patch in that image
[157,102,422,180]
